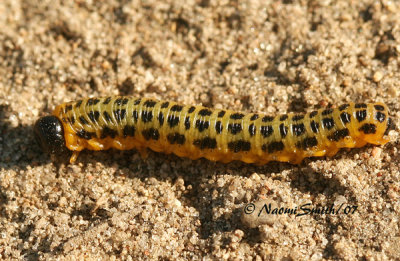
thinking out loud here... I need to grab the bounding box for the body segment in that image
[47,97,393,164]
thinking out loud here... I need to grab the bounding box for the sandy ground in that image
[1,0,400,260]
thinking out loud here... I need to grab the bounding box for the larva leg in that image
[70,151,80,163]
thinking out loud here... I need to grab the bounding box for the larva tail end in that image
[384,117,395,136]
[34,116,70,157]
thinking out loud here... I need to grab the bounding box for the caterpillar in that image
[34,96,394,164]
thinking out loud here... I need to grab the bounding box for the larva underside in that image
[53,97,392,164]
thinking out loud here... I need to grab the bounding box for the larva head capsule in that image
[34,116,69,156]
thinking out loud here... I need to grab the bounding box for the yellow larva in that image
[34,97,394,164]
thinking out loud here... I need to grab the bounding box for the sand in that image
[0,0,399,260]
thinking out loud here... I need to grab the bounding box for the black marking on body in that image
[144,100,157,107]
[328,129,349,141]
[167,133,186,145]
[79,116,89,125]
[249,123,256,136]
[375,112,386,123]
[339,104,349,111]
[309,111,318,118]
[228,140,251,152]
[359,123,376,134]
[65,104,73,112]
[103,111,112,122]
[355,103,367,109]
[75,100,83,108]
[103,97,112,105]
[134,98,142,105]
[292,115,304,121]
[218,111,226,118]
[340,112,351,124]
[69,117,75,124]
[356,110,367,122]
[250,114,259,121]
[101,127,117,139]
[260,125,273,137]
[298,137,318,149]
[199,109,212,116]
[292,123,306,136]
[141,110,153,123]
[228,123,242,134]
[142,128,160,140]
[196,119,210,132]
[123,125,136,137]
[132,111,139,122]
[167,115,180,128]
[170,105,183,112]
[322,118,335,130]
[280,115,288,121]
[158,112,164,126]
[77,129,95,140]
[215,121,223,134]
[279,123,288,137]
[374,104,385,111]
[193,137,217,149]
[114,109,126,121]
[310,121,319,133]
[322,109,333,115]
[262,141,284,153]
[161,101,169,108]
[184,117,190,130]
[262,116,274,122]
[87,98,100,106]
[188,106,195,113]
[230,113,245,120]
[88,111,100,122]
[114,98,123,105]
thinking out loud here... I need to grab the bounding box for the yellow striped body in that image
[53,97,392,164]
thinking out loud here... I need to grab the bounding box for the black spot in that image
[356,110,367,122]
[88,111,100,122]
[161,101,169,108]
[77,130,95,140]
[167,133,186,145]
[75,100,83,108]
[134,98,142,105]
[250,114,259,121]
[132,110,139,121]
[322,109,333,115]
[199,109,212,116]
[65,104,73,112]
[188,106,195,113]
[339,104,349,111]
[142,128,160,140]
[114,98,123,105]
[228,140,251,152]
[141,110,153,123]
[309,111,318,118]
[195,119,209,132]
[301,137,318,149]
[292,123,305,136]
[292,115,304,121]
[123,125,136,137]
[170,104,183,112]
[215,121,223,134]
[230,113,245,120]
[279,123,287,137]
[167,115,180,128]
[375,112,386,123]
[103,111,112,122]
[183,116,190,130]
[122,98,129,105]
[144,100,157,107]
[218,111,226,117]
[310,121,319,133]
[103,97,112,105]
[114,109,126,121]
[340,112,351,124]
[328,129,349,141]
[158,112,164,126]
[69,117,75,124]
[228,123,242,134]
[248,123,256,136]
[374,104,385,111]
[384,117,394,135]
[79,116,89,125]
[280,115,288,121]
[193,137,217,149]
[262,141,284,153]
[87,98,100,106]
[355,103,367,109]
[359,123,376,134]
[262,116,274,122]
[322,118,335,130]
[101,127,117,139]
[260,125,273,137]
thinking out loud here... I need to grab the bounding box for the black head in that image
[34,116,69,156]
